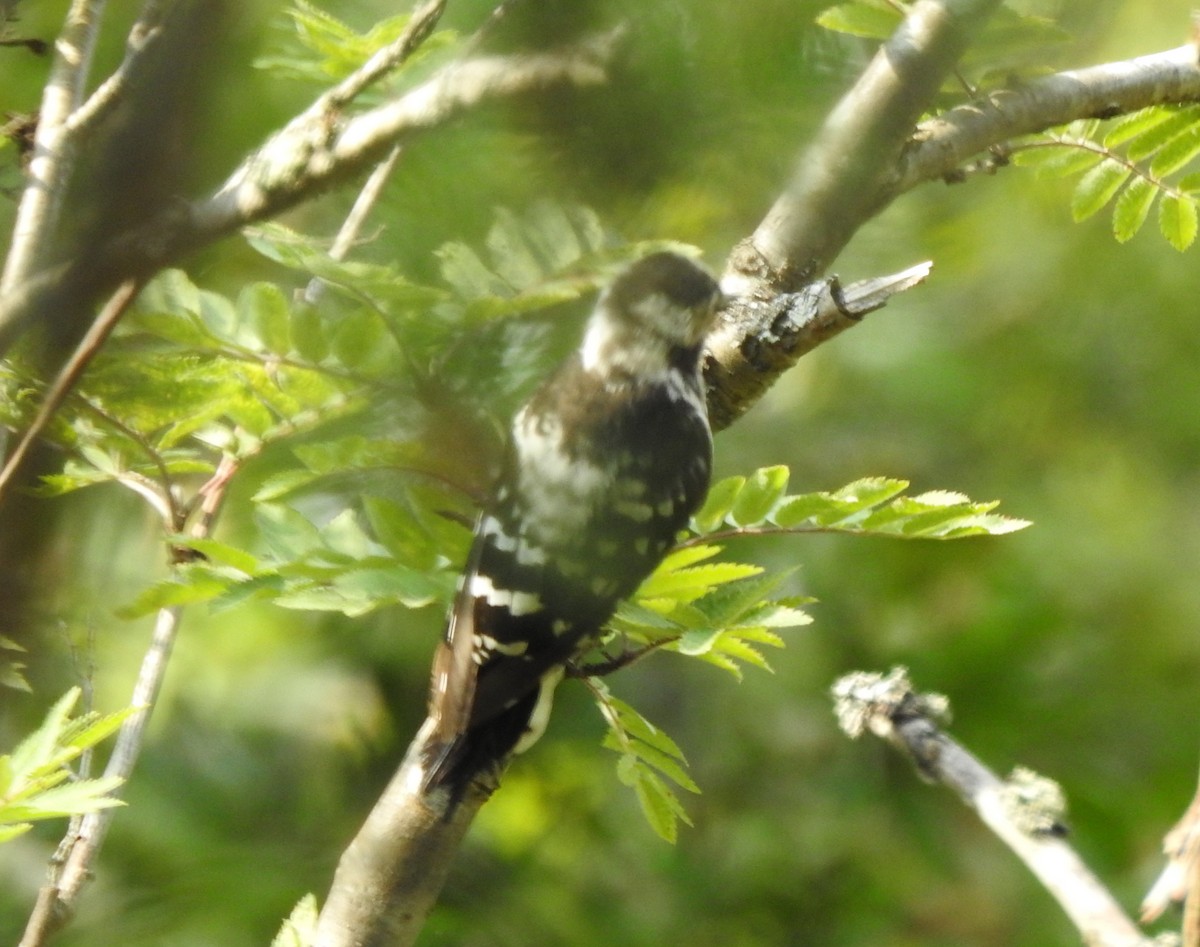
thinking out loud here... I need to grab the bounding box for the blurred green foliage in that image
[3,1,1200,946]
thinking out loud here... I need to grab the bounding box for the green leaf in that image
[238,282,292,354]
[3,776,125,821]
[1103,107,1180,148]
[1022,145,1102,179]
[272,893,319,947]
[1112,175,1157,242]
[595,690,698,842]
[486,208,545,290]
[816,1,901,39]
[692,475,744,532]
[1160,193,1199,251]
[116,566,237,618]
[633,771,692,844]
[729,465,789,527]
[437,242,512,299]
[1071,158,1131,222]
[636,562,762,603]
[1126,106,1200,162]
[1150,123,1200,178]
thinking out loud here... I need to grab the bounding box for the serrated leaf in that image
[3,776,125,821]
[486,208,544,290]
[1024,145,1102,179]
[521,202,584,273]
[1104,107,1180,148]
[1126,106,1200,162]
[1071,158,1131,222]
[633,772,692,843]
[1112,175,1157,242]
[636,563,762,603]
[437,242,511,299]
[729,465,789,527]
[171,537,260,573]
[1160,194,1199,251]
[0,823,31,842]
[1150,123,1200,178]
[115,567,234,618]
[239,282,292,354]
[8,689,79,780]
[332,565,445,610]
[272,894,320,947]
[692,475,744,532]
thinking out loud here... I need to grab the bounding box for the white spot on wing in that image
[615,499,655,522]
[509,590,542,617]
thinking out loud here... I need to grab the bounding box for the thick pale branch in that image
[315,725,489,947]
[730,0,1003,294]
[892,44,1200,196]
[833,668,1154,947]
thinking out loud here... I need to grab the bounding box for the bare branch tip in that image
[832,666,950,740]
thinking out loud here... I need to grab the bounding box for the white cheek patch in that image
[580,306,675,383]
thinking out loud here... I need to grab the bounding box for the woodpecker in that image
[423,252,723,794]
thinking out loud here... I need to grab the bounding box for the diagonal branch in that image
[833,667,1154,947]
[0,28,623,359]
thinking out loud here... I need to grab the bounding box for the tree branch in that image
[0,28,623,359]
[891,43,1200,197]
[727,0,1003,295]
[192,30,620,242]
[706,262,932,431]
[0,278,142,506]
[0,0,105,293]
[833,668,1155,947]
[315,727,487,947]
[17,454,238,947]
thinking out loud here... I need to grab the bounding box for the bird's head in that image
[582,252,725,378]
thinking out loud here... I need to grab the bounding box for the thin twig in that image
[0,28,624,358]
[303,145,403,306]
[64,0,176,137]
[833,667,1154,947]
[0,278,143,507]
[18,453,240,947]
[323,0,448,109]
